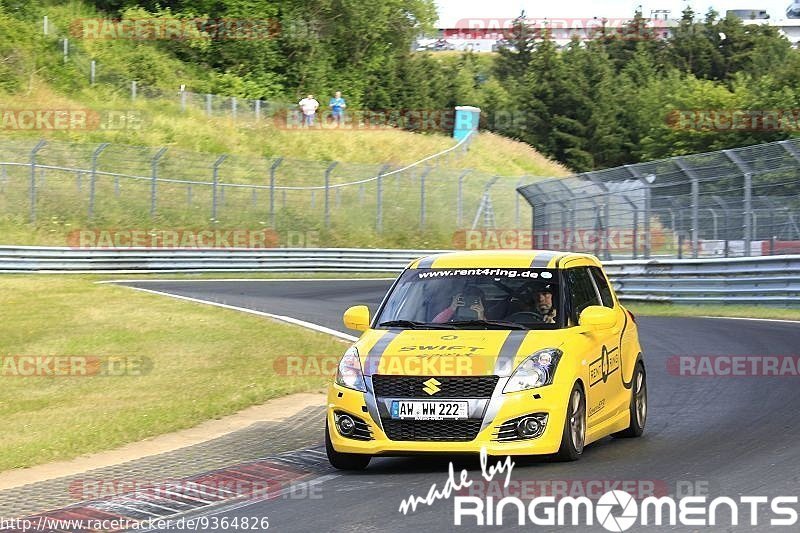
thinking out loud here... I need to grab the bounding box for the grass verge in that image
[627,302,800,321]
[0,276,345,472]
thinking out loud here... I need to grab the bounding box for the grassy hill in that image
[0,1,569,249]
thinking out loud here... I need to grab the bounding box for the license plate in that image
[390,400,469,420]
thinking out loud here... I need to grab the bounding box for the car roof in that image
[408,250,602,270]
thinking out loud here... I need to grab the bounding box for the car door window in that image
[590,267,614,308]
[567,267,601,324]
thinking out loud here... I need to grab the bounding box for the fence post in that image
[231,97,237,120]
[744,172,752,255]
[180,90,187,112]
[269,158,282,228]
[376,165,390,233]
[620,195,639,259]
[212,155,227,222]
[324,162,338,228]
[625,165,655,259]
[255,100,261,120]
[90,60,96,85]
[674,158,701,258]
[586,173,612,260]
[206,94,212,117]
[149,147,167,218]
[455,170,471,228]
[515,177,526,228]
[131,80,137,101]
[420,166,432,231]
[43,15,48,35]
[643,180,653,258]
[723,150,754,257]
[29,140,47,223]
[63,38,68,63]
[88,143,110,219]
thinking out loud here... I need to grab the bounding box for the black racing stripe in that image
[531,251,558,268]
[493,330,528,376]
[364,330,400,375]
[618,310,637,389]
[416,255,440,269]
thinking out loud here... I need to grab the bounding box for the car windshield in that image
[375,268,562,330]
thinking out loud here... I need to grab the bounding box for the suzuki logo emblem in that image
[423,377,441,396]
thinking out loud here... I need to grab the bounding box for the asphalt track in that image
[119,279,800,532]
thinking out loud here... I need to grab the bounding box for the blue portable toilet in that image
[453,106,481,141]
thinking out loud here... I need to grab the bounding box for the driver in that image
[535,287,558,324]
[432,287,486,323]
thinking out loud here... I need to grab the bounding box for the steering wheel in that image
[504,311,543,323]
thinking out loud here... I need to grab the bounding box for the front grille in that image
[382,419,483,441]
[372,375,499,398]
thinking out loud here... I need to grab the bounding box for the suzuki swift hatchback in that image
[326,250,647,470]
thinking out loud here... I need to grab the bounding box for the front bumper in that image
[326,378,572,456]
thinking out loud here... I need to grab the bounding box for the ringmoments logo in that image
[453,492,799,528]
[397,447,798,530]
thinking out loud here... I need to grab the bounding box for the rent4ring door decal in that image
[590,345,621,387]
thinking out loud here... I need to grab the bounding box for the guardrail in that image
[603,255,800,306]
[1,247,798,306]
[0,247,437,274]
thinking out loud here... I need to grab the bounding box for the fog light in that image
[516,417,542,438]
[337,414,356,436]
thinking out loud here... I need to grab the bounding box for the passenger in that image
[432,287,486,323]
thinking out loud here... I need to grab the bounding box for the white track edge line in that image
[121,285,358,342]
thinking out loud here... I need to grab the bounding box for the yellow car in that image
[325,250,647,470]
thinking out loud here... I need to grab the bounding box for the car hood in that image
[354,328,568,377]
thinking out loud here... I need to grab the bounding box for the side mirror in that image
[343,305,370,332]
[579,306,617,330]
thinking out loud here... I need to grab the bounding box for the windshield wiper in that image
[378,320,438,329]
[446,320,529,330]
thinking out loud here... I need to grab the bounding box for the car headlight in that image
[335,346,367,392]
[503,348,563,393]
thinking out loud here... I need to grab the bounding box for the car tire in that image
[613,363,647,438]
[555,383,586,461]
[325,420,371,471]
